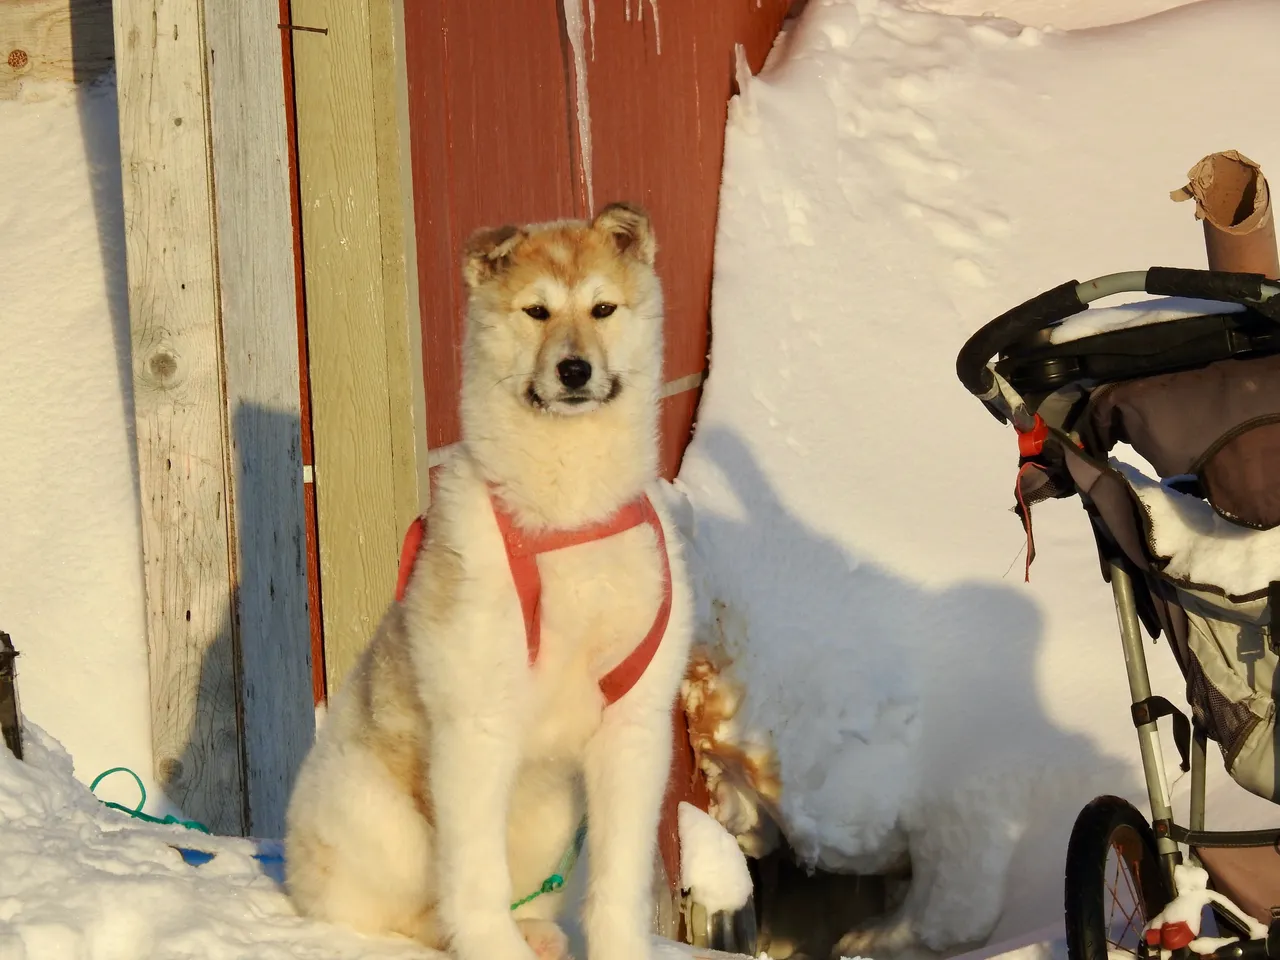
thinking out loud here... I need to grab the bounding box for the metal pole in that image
[1190,726,1208,834]
[1109,563,1179,878]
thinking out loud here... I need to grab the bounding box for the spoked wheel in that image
[1066,796,1171,960]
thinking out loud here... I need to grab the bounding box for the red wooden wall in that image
[402,0,791,889]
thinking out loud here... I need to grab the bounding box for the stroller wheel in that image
[1065,796,1171,960]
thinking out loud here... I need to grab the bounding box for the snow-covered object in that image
[1114,462,1280,599]
[0,722,433,959]
[677,801,754,914]
[675,0,1280,950]
[1048,297,1246,344]
[1144,863,1266,955]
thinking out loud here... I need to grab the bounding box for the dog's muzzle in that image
[526,357,622,413]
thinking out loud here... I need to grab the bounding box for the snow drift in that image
[676,0,1280,949]
[0,76,157,812]
[0,722,433,959]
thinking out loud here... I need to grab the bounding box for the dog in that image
[284,203,694,960]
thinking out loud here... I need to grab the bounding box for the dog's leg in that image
[431,714,533,960]
[582,700,672,960]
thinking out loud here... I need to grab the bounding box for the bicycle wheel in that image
[1065,795,1171,960]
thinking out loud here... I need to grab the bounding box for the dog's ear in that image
[592,202,656,266]
[462,224,523,288]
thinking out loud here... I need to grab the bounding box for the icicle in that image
[647,0,661,55]
[562,0,595,214]
[588,0,597,60]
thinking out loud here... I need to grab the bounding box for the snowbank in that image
[0,722,433,959]
[0,76,157,812]
[676,0,1280,949]
[915,0,1195,30]
[0,723,739,959]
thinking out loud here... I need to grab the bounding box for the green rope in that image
[511,817,587,911]
[89,767,211,834]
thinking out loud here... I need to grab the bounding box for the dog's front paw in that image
[449,915,540,960]
[516,918,572,960]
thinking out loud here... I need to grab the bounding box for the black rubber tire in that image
[1066,796,1171,960]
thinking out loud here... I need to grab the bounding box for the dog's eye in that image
[523,305,550,321]
[591,303,617,319]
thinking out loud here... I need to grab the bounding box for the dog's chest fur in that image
[519,520,665,753]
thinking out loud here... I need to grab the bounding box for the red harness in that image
[395,491,672,705]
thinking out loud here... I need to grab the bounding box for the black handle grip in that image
[1145,266,1268,303]
[956,280,1084,397]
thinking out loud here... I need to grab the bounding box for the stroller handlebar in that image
[955,267,1280,416]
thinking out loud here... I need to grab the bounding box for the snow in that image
[0,76,159,814]
[6,0,1280,956]
[1115,462,1280,599]
[912,0,1197,30]
[0,722,435,959]
[1048,297,1246,344]
[677,801,754,914]
[0,722,732,959]
[675,0,1280,951]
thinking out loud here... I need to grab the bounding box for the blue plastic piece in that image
[172,839,286,885]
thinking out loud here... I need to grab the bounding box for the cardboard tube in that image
[1171,150,1280,279]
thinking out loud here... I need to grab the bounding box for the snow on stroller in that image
[957,266,1280,960]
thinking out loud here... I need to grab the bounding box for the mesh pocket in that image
[1185,651,1261,768]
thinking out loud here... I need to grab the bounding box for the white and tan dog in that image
[284,203,693,960]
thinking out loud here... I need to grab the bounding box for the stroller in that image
[957,266,1280,960]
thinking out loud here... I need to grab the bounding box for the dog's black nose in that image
[557,357,592,390]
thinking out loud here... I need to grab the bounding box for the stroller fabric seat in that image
[1193,845,1280,926]
[1075,351,1280,537]
[1009,333,1280,802]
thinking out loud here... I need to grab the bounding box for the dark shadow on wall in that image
[67,0,116,86]
[162,405,315,839]
[70,4,135,492]
[681,426,1143,957]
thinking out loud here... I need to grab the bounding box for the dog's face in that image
[461,203,662,418]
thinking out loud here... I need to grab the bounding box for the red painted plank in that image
[584,0,788,388]
[279,0,326,705]
[403,0,580,450]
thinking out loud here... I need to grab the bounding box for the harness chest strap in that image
[395,492,673,705]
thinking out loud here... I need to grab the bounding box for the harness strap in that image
[394,491,672,706]
[396,516,426,604]
[490,492,672,705]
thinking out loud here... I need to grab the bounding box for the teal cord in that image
[511,817,587,911]
[89,767,211,834]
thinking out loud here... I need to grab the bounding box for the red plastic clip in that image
[1016,413,1049,458]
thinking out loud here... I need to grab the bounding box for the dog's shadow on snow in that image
[676,426,1143,949]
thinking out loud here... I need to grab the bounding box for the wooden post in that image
[290,0,424,696]
[205,0,315,838]
[113,0,242,833]
[113,0,313,835]
[1,0,115,98]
